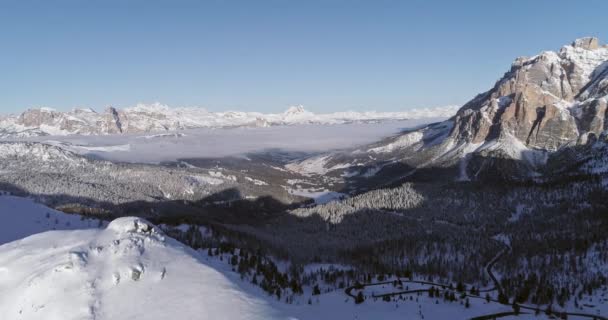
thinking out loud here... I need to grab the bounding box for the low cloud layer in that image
[32,119,444,163]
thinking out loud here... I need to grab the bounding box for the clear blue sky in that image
[1,0,607,113]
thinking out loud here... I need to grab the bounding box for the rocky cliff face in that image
[284,38,608,183]
[12,107,120,136]
[450,37,608,152]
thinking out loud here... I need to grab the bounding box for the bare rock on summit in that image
[572,37,599,50]
[102,107,124,134]
[18,108,58,128]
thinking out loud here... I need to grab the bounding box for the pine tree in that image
[498,291,509,304]
[313,284,321,295]
[512,301,520,315]
[456,281,465,292]
[355,292,365,304]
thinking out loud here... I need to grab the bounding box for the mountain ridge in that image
[0,104,459,138]
[283,37,608,182]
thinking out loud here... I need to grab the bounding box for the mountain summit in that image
[450,36,608,152]
[0,217,284,320]
[288,38,608,181]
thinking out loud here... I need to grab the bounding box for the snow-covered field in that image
[287,188,346,204]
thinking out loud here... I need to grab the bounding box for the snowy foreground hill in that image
[0,214,285,320]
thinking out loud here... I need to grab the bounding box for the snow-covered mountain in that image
[0,103,459,137]
[0,215,284,320]
[414,37,608,164]
[285,37,608,181]
[448,36,608,153]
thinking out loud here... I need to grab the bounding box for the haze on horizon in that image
[1,0,607,114]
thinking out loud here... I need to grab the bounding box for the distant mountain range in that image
[0,103,459,138]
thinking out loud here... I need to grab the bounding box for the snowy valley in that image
[1,37,608,320]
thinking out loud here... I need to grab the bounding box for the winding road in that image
[343,240,607,320]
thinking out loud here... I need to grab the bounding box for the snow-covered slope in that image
[0,216,284,320]
[0,195,103,244]
[0,104,459,137]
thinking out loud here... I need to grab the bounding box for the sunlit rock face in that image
[449,37,608,152]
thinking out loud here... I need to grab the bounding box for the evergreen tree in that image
[456,281,465,293]
[355,292,365,304]
[498,291,509,304]
[512,301,520,315]
[312,284,321,295]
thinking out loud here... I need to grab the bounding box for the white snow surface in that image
[287,188,346,204]
[477,134,547,166]
[367,131,424,153]
[0,216,285,320]
[0,195,104,244]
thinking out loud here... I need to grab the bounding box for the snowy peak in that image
[105,217,165,239]
[124,102,174,114]
[283,105,307,115]
[0,217,283,320]
[448,37,608,154]
[280,105,315,123]
[572,36,601,50]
